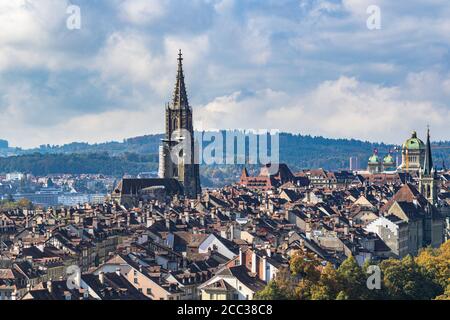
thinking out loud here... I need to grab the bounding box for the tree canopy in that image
[256,241,450,300]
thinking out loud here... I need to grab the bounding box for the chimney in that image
[262,256,268,282]
[99,271,105,284]
[165,217,170,230]
[116,268,121,276]
[251,251,257,274]
[47,281,52,294]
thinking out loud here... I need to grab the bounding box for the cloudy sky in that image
[1,0,449,148]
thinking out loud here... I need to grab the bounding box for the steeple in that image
[160,50,201,199]
[172,49,189,109]
[423,126,433,176]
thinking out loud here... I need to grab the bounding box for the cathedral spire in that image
[172,49,189,109]
[423,126,433,176]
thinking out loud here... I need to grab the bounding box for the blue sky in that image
[0,0,449,148]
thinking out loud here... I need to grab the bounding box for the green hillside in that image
[0,132,448,187]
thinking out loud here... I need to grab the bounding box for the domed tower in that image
[398,131,425,173]
[367,149,382,174]
[382,152,396,172]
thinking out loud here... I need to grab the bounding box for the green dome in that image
[383,154,394,164]
[403,131,425,150]
[368,154,380,164]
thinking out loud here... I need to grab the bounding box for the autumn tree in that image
[335,256,369,300]
[416,241,450,289]
[380,255,441,300]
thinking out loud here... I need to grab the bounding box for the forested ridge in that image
[1,133,449,181]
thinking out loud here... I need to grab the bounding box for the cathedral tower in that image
[158,50,201,198]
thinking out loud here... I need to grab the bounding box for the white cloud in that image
[118,0,168,25]
[196,77,450,144]
[213,0,234,14]
[0,0,72,71]
[1,0,450,147]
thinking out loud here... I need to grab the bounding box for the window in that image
[147,288,152,295]
[134,278,138,284]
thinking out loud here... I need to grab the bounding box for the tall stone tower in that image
[419,128,438,205]
[158,50,201,199]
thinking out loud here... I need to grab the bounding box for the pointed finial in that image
[171,49,189,109]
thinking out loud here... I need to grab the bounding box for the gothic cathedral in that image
[158,50,201,199]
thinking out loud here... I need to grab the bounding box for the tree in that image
[17,198,33,209]
[435,284,450,300]
[255,266,296,300]
[416,241,450,288]
[255,242,450,300]
[317,262,340,299]
[380,255,442,300]
[290,250,321,282]
[255,280,287,300]
[336,256,368,300]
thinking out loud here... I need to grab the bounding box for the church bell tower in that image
[158,50,201,199]
[419,128,438,206]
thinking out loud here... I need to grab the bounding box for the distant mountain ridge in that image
[0,132,449,186]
